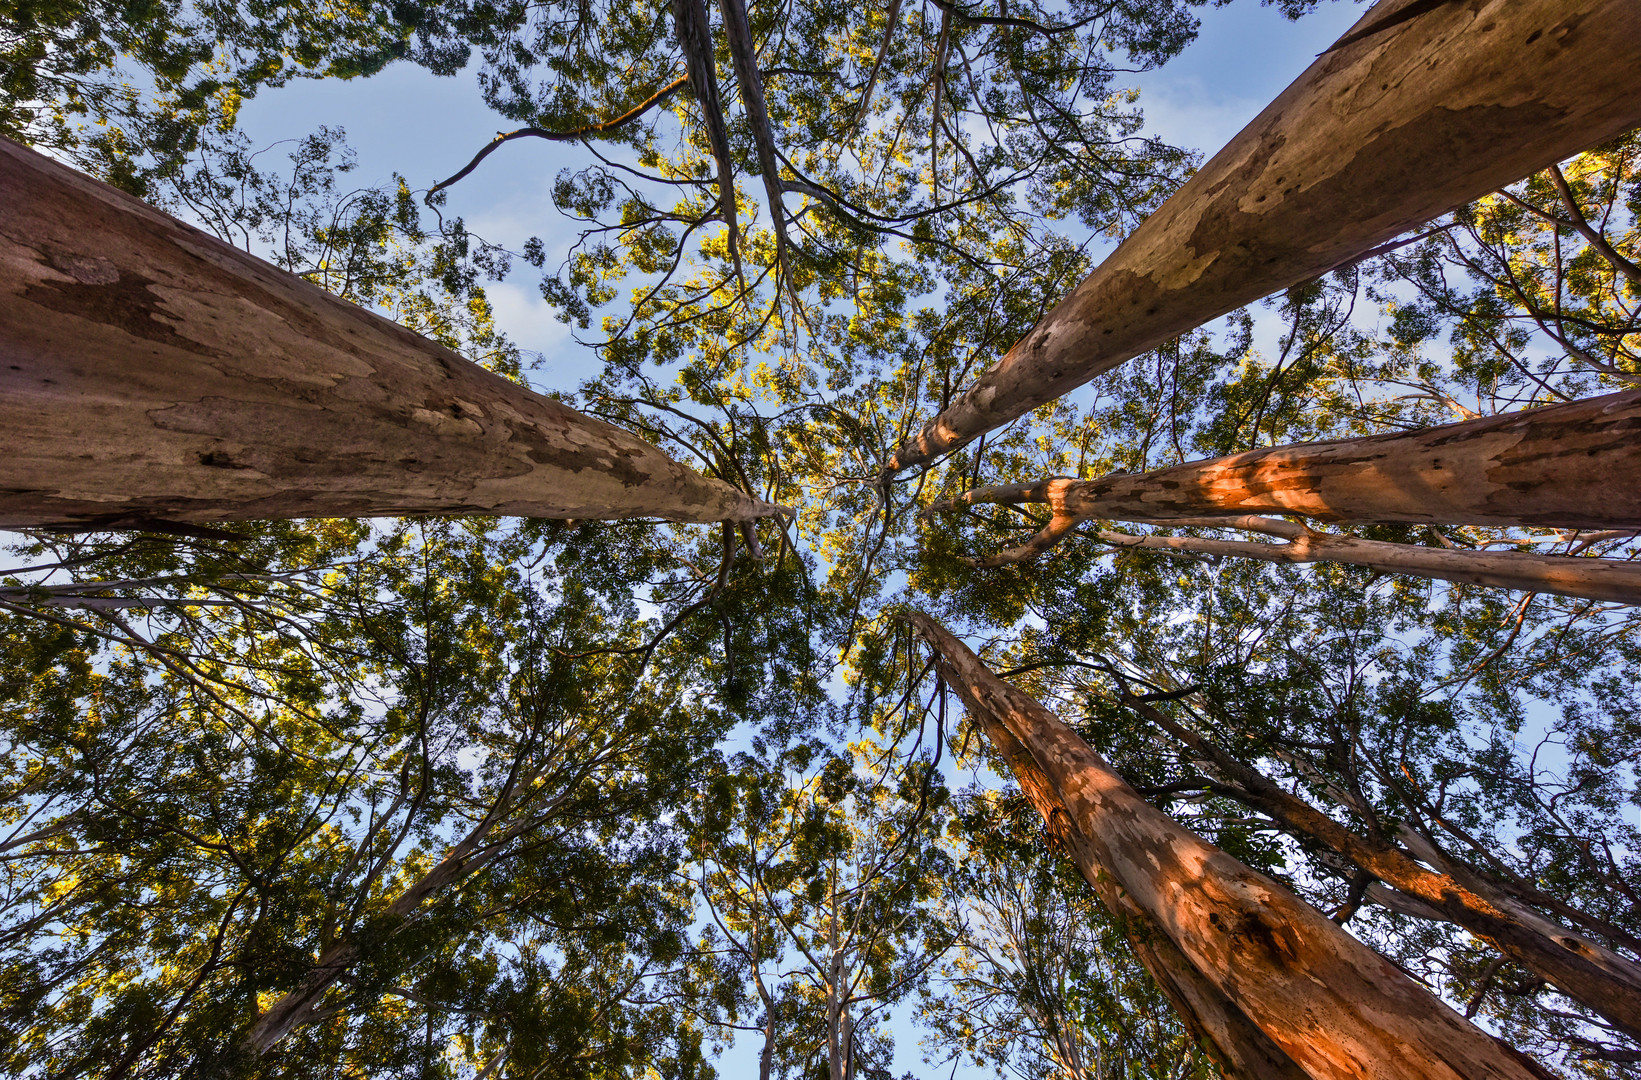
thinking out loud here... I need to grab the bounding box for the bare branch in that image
[426,75,689,199]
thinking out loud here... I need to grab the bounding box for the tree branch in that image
[427,75,689,199]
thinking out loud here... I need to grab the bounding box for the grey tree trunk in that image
[936,390,1641,531]
[886,0,1641,474]
[901,610,1553,1080]
[939,510,1641,607]
[0,137,781,530]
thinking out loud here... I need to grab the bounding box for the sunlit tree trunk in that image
[966,693,1310,1079]
[900,610,1553,1080]
[887,0,1641,474]
[0,137,782,529]
[1122,692,1641,1041]
[936,390,1641,531]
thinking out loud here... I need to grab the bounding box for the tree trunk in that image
[1096,518,1641,606]
[886,0,1641,474]
[716,0,792,281]
[969,692,1311,1079]
[936,390,1641,530]
[900,610,1552,1080]
[674,0,745,281]
[1121,692,1641,1041]
[0,136,781,529]
[941,507,1641,606]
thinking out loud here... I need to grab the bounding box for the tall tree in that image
[928,790,1217,1079]
[900,609,1551,1080]
[1113,688,1641,1041]
[887,0,1641,474]
[933,388,1641,532]
[0,137,781,529]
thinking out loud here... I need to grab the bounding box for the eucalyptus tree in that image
[926,510,1641,1073]
[902,609,1551,1080]
[926,128,1641,614]
[0,514,755,1078]
[886,0,1641,474]
[1108,686,1641,1044]
[931,388,1641,535]
[1,137,777,530]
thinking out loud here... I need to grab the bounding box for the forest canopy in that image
[2,0,1640,1077]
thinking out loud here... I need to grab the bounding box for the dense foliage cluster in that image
[2,0,1639,1077]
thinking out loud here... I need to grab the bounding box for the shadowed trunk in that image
[717,0,793,287]
[1120,692,1641,1041]
[0,139,782,530]
[674,0,746,282]
[886,0,1641,474]
[944,512,1641,606]
[900,610,1553,1080]
[935,390,1641,531]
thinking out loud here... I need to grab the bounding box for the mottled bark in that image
[887,0,1641,473]
[1122,692,1641,1041]
[935,390,1641,530]
[901,610,1550,1080]
[0,137,781,529]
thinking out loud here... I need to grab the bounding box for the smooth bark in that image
[901,610,1551,1080]
[1121,692,1641,1041]
[674,0,745,280]
[887,0,1641,473]
[934,390,1641,530]
[0,137,782,529]
[717,0,793,287]
[1078,517,1641,607]
[967,691,1310,1079]
[946,509,1641,606]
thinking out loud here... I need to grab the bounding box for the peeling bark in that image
[901,610,1551,1080]
[0,137,783,529]
[1122,692,1641,1041]
[934,390,1641,531]
[887,0,1641,473]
